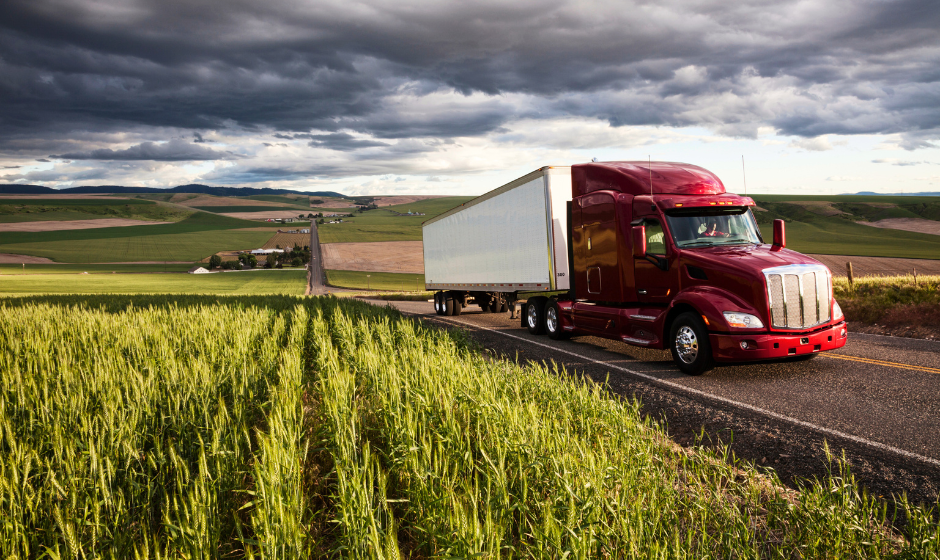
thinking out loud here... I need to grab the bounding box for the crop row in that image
[0,294,937,557]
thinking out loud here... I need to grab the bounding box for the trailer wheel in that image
[525,298,546,335]
[452,296,462,316]
[545,300,569,340]
[487,298,499,313]
[669,312,714,375]
[498,300,509,313]
[433,292,443,315]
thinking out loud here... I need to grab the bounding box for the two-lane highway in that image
[383,298,940,505]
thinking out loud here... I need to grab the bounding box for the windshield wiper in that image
[679,240,719,248]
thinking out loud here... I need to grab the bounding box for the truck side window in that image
[646,220,666,255]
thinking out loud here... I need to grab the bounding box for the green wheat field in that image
[1,294,938,557]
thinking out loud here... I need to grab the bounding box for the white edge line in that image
[410,311,940,470]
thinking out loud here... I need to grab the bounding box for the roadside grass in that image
[0,269,307,294]
[835,274,940,326]
[0,263,195,274]
[326,269,425,291]
[3,294,939,556]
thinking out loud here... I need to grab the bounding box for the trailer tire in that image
[479,297,493,313]
[452,296,462,316]
[525,298,546,335]
[669,312,714,375]
[545,300,569,340]
[498,300,509,313]
[488,298,501,313]
[434,292,443,315]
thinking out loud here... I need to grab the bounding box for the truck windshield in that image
[664,207,762,248]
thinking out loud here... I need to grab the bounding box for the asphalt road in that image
[382,298,940,505]
[307,222,326,295]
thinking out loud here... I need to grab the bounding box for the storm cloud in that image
[52,138,240,161]
[1,0,939,188]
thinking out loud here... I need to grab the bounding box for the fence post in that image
[846,262,854,286]
[913,266,918,286]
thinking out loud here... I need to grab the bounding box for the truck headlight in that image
[832,300,844,321]
[723,311,764,329]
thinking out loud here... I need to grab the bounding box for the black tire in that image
[545,300,569,340]
[525,298,546,335]
[488,297,501,313]
[479,296,493,313]
[433,292,443,315]
[669,312,714,375]
[498,301,509,313]
[441,294,455,316]
[452,296,462,316]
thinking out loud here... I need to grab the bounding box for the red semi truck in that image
[422,161,847,374]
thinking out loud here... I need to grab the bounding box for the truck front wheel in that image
[669,312,714,375]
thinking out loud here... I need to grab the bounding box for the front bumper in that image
[710,321,847,362]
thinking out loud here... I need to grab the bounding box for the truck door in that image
[577,192,622,302]
[633,216,680,305]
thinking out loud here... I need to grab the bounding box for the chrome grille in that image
[763,265,831,329]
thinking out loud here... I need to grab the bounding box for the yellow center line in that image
[821,353,940,374]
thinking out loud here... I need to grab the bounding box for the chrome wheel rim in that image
[434,295,440,313]
[546,307,558,333]
[675,325,699,364]
[527,304,538,328]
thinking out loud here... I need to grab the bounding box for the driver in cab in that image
[701,219,730,238]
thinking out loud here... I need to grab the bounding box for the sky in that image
[1,0,939,196]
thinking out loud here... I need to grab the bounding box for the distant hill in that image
[853,191,940,196]
[0,183,345,198]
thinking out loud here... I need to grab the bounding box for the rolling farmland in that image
[1,295,937,556]
[0,269,307,294]
[316,196,473,243]
[0,213,280,263]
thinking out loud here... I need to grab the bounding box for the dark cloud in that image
[51,138,239,161]
[0,0,938,174]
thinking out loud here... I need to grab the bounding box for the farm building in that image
[250,248,285,255]
[188,266,210,274]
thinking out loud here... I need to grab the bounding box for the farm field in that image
[322,240,424,273]
[0,269,306,294]
[326,269,425,291]
[0,212,280,263]
[0,197,193,223]
[317,196,472,243]
[1,295,937,556]
[0,263,194,274]
[751,195,940,259]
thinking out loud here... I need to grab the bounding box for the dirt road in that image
[381,299,940,506]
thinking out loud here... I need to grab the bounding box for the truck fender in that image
[665,286,763,335]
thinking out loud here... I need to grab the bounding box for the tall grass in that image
[0,294,937,557]
[834,274,940,325]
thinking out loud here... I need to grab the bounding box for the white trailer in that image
[423,166,571,314]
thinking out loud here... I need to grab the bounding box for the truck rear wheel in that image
[525,298,546,335]
[545,300,568,340]
[434,292,443,315]
[669,312,714,375]
[441,294,454,316]
[452,296,462,316]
